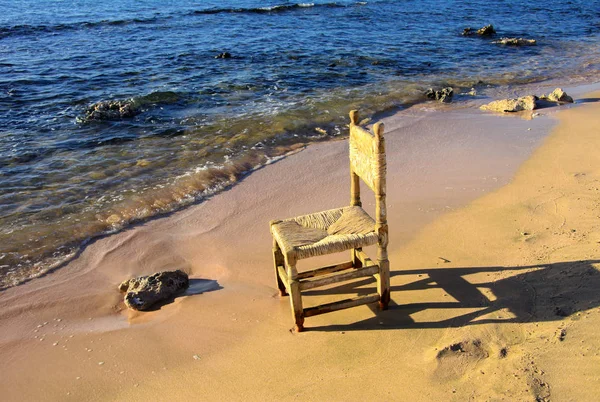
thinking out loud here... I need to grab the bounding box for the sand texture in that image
[1,90,600,401]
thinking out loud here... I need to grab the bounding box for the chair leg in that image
[351,248,363,268]
[377,258,390,310]
[272,240,287,296]
[289,278,304,332]
[286,259,304,332]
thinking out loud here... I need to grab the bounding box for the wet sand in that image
[1,86,600,401]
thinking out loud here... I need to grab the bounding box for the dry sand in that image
[1,88,600,401]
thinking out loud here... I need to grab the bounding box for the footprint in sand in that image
[434,339,489,380]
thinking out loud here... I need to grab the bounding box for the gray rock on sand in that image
[480,95,538,113]
[540,88,574,103]
[119,270,189,311]
[426,87,454,103]
[462,24,496,36]
[493,37,537,46]
[80,100,139,122]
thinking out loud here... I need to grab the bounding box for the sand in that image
[1,87,600,401]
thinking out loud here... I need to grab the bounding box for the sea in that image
[1,0,599,289]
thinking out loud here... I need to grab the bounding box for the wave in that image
[0,2,369,40]
[0,16,164,40]
[189,2,364,16]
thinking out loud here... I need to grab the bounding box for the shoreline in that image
[1,83,600,400]
[3,78,599,290]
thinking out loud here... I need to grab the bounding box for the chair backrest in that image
[348,110,387,229]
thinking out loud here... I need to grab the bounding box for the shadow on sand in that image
[143,278,222,312]
[305,259,600,332]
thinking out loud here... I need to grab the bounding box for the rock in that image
[557,328,567,341]
[462,24,496,36]
[540,88,574,103]
[119,270,189,311]
[215,52,231,59]
[477,24,496,36]
[80,100,139,122]
[425,87,454,103]
[493,37,537,46]
[480,95,538,113]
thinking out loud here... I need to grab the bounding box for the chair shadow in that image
[144,278,222,311]
[305,259,600,332]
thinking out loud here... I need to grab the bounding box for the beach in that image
[1,83,600,400]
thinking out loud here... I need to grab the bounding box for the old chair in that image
[270,110,390,331]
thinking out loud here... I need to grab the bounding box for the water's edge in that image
[4,77,599,291]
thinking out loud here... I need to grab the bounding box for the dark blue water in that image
[1,0,599,288]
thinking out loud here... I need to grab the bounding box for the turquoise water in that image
[1,0,600,288]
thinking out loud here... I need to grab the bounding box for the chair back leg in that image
[351,248,363,268]
[272,240,287,296]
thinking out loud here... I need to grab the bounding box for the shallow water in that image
[1,0,600,288]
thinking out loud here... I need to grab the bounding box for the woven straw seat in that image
[270,110,390,332]
[271,206,379,261]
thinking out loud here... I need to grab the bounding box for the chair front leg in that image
[286,255,304,332]
[377,257,390,310]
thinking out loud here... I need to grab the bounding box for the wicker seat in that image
[270,110,390,332]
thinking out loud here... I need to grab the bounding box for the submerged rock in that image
[493,37,537,46]
[425,87,454,103]
[540,88,574,103]
[480,95,538,113]
[215,52,232,59]
[80,100,139,122]
[462,24,496,36]
[119,270,189,311]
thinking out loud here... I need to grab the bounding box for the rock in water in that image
[493,37,537,46]
[215,52,232,59]
[541,88,574,103]
[477,24,496,36]
[119,270,189,311]
[480,95,538,113]
[462,27,474,36]
[80,100,139,122]
[462,24,496,36]
[425,87,454,103]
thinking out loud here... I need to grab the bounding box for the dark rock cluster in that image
[80,100,139,122]
[425,87,454,103]
[462,24,496,36]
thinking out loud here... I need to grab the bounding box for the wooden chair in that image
[270,110,390,332]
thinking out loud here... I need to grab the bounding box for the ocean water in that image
[1,0,599,289]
